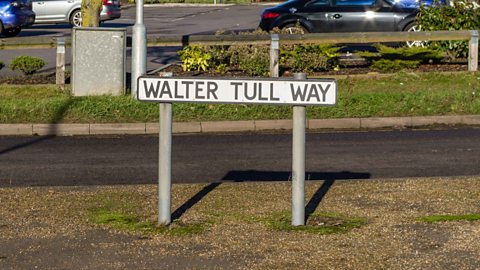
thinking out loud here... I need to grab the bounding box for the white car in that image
[32,0,121,27]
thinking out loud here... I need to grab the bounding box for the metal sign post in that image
[138,76,336,226]
[158,102,172,225]
[292,73,306,226]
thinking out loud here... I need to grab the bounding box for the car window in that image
[305,0,329,7]
[334,0,375,6]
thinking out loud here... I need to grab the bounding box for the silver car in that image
[32,0,121,27]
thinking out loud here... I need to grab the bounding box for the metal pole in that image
[131,0,147,98]
[158,102,172,225]
[292,72,306,226]
[270,34,279,78]
[468,30,478,72]
[56,37,65,88]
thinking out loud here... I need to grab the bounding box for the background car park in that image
[31,0,121,27]
[258,0,447,34]
[0,0,35,37]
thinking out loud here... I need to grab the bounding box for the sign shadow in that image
[221,170,370,182]
[221,170,371,223]
[171,182,221,221]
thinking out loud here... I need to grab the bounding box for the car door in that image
[298,0,331,33]
[32,0,75,22]
[326,0,396,32]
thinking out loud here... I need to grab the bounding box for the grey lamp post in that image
[131,0,147,98]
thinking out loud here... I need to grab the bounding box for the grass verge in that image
[418,214,480,223]
[1,72,480,123]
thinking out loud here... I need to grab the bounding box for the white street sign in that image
[138,77,337,106]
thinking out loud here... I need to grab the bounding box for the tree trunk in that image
[81,0,103,27]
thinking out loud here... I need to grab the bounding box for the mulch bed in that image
[0,62,469,85]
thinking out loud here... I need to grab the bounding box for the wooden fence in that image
[1,30,478,84]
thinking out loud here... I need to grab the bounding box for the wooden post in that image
[56,38,65,88]
[270,34,279,78]
[469,30,478,72]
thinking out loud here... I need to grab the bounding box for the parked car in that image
[259,0,446,35]
[32,0,121,27]
[0,0,35,37]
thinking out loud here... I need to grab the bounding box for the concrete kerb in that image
[1,115,479,136]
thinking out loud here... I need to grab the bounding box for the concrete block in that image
[33,124,90,136]
[309,118,360,130]
[361,117,411,129]
[201,120,255,133]
[255,120,293,131]
[90,123,146,135]
[146,122,159,134]
[411,116,463,126]
[174,122,201,133]
[462,115,480,125]
[146,122,202,134]
[0,124,32,135]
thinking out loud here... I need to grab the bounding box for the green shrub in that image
[9,56,47,76]
[178,45,211,71]
[281,44,340,73]
[0,61,4,70]
[229,44,270,76]
[178,29,342,76]
[205,45,231,73]
[370,59,421,72]
[417,0,480,59]
[359,44,443,72]
[360,44,444,64]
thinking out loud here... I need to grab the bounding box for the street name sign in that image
[138,74,337,226]
[138,77,337,106]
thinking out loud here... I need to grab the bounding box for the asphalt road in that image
[1,128,479,187]
[0,5,269,77]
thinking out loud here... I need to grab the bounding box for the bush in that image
[417,0,480,59]
[178,45,211,71]
[9,56,47,76]
[359,44,444,63]
[280,44,340,73]
[229,44,270,76]
[360,44,444,72]
[178,29,342,76]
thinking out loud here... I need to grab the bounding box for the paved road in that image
[0,5,269,76]
[19,5,267,37]
[1,128,479,187]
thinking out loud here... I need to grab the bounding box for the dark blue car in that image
[0,0,35,37]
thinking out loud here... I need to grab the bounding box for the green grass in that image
[262,212,366,234]
[1,72,480,123]
[87,194,210,236]
[418,214,480,223]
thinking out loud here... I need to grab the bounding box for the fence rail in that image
[1,30,478,84]
[3,30,477,47]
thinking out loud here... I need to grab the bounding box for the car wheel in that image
[3,27,21,37]
[282,23,307,34]
[404,23,425,48]
[70,10,82,27]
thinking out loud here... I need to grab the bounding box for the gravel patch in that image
[1,176,480,269]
